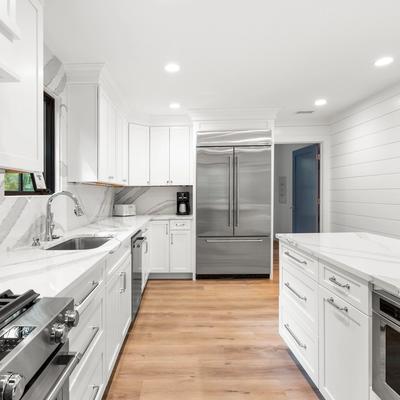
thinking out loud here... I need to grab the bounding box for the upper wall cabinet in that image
[0,0,20,41]
[129,124,150,186]
[0,0,43,172]
[66,65,129,186]
[129,125,191,186]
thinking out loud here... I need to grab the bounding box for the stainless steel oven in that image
[373,289,400,400]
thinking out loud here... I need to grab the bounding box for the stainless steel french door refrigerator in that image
[196,130,272,277]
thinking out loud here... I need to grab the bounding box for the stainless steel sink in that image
[45,236,111,251]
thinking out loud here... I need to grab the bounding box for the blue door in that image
[292,144,320,233]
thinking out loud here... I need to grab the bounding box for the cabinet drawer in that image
[107,237,131,274]
[70,330,105,400]
[319,262,369,314]
[281,266,318,333]
[281,245,318,281]
[170,220,191,230]
[280,304,318,386]
[59,260,104,315]
[69,285,104,355]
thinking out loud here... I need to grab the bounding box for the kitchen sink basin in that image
[45,236,112,251]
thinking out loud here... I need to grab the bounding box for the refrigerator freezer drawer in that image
[196,237,271,276]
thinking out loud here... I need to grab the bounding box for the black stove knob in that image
[64,309,79,328]
[0,374,25,400]
[50,323,69,344]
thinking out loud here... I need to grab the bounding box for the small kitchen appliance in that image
[113,204,136,217]
[177,192,190,215]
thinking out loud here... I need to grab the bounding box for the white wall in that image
[274,144,309,235]
[329,87,400,238]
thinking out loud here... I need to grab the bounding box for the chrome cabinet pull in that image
[89,385,100,400]
[329,276,350,290]
[75,281,99,309]
[165,224,169,235]
[284,282,307,302]
[120,271,127,293]
[171,233,174,245]
[327,297,349,313]
[284,323,307,349]
[284,251,307,265]
[78,327,100,361]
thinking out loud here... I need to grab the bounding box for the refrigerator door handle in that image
[205,239,266,243]
[228,155,232,227]
[234,155,239,227]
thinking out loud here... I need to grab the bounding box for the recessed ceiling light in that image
[164,63,180,73]
[314,98,327,106]
[374,56,394,67]
[169,102,181,109]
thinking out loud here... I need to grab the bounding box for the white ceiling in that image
[44,0,400,123]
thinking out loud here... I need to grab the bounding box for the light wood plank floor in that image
[104,245,318,400]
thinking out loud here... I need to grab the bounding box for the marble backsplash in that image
[115,186,192,215]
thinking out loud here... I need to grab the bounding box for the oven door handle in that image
[374,311,400,334]
[43,353,80,400]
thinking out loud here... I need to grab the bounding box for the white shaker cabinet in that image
[129,124,150,186]
[98,88,117,184]
[169,127,191,185]
[116,112,129,185]
[0,0,43,172]
[149,221,170,273]
[66,65,129,185]
[105,252,132,377]
[170,230,192,273]
[150,127,170,185]
[318,287,369,400]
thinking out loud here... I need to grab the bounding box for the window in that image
[4,92,56,195]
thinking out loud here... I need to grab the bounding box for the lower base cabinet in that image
[149,219,193,274]
[105,251,132,377]
[279,242,370,400]
[318,287,369,400]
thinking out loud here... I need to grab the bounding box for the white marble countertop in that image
[0,214,193,297]
[277,232,400,296]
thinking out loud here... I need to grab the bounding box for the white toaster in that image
[113,204,137,217]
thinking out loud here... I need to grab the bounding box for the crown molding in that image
[187,107,279,122]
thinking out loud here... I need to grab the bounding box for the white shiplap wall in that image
[330,89,400,238]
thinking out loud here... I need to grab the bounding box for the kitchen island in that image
[276,232,400,400]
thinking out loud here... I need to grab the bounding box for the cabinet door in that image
[169,127,191,185]
[142,229,150,291]
[170,230,192,273]
[319,287,369,400]
[119,254,132,337]
[105,270,121,375]
[150,127,170,185]
[129,124,150,186]
[116,113,129,185]
[0,0,43,172]
[98,89,117,184]
[149,221,170,273]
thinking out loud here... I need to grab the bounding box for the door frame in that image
[273,140,325,235]
[292,143,321,233]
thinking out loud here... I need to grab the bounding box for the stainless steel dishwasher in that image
[131,232,145,321]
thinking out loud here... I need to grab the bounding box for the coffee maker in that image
[177,192,190,215]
